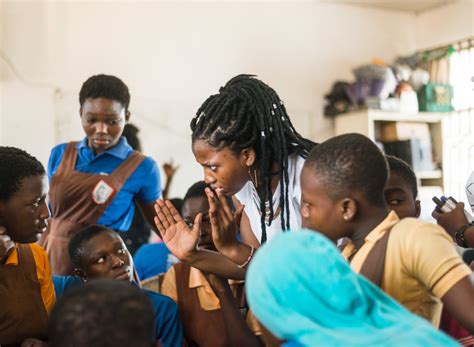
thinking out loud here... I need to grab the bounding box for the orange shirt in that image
[5,243,56,313]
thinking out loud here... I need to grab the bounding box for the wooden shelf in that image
[334,109,445,190]
[366,110,448,123]
[416,170,442,179]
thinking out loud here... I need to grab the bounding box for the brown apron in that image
[175,263,247,347]
[0,244,49,346]
[41,142,144,275]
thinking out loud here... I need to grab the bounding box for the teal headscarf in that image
[246,230,458,347]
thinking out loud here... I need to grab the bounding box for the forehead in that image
[192,139,238,163]
[385,172,411,193]
[301,165,323,191]
[182,196,209,217]
[83,231,124,255]
[81,98,125,116]
[9,174,48,201]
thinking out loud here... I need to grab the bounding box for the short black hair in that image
[69,224,114,269]
[305,133,388,206]
[386,155,418,198]
[191,74,316,242]
[122,123,141,151]
[184,181,208,201]
[0,147,45,201]
[169,198,184,214]
[49,279,155,347]
[79,74,130,112]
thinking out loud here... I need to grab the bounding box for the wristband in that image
[454,222,473,248]
[238,246,255,269]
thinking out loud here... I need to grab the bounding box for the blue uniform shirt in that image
[134,243,178,281]
[48,137,161,231]
[53,276,183,347]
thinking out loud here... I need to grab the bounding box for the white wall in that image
[416,0,474,50]
[0,1,417,197]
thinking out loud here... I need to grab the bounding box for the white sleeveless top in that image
[235,154,305,244]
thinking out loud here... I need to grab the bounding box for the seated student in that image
[246,231,457,346]
[53,224,183,347]
[160,181,261,347]
[300,133,474,333]
[0,147,54,345]
[384,155,473,345]
[384,155,421,219]
[49,279,158,347]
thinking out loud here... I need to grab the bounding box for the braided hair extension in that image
[190,74,316,243]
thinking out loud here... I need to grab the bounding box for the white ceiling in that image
[326,0,459,14]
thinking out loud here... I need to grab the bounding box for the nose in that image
[111,255,125,269]
[95,122,108,134]
[38,201,50,220]
[204,169,216,185]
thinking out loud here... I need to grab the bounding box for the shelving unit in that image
[334,109,447,190]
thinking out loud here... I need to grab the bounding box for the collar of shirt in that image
[342,211,400,264]
[4,244,19,266]
[76,137,132,161]
[188,267,244,289]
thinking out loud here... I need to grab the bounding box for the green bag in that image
[418,83,454,112]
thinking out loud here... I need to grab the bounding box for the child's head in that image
[0,147,49,243]
[79,74,131,154]
[49,279,156,347]
[69,224,133,283]
[300,133,388,242]
[122,123,141,151]
[191,74,315,242]
[181,181,213,249]
[384,155,420,219]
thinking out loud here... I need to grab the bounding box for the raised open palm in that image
[154,199,201,261]
[205,188,244,252]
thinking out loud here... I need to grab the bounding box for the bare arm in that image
[137,201,160,235]
[207,274,262,347]
[161,161,179,200]
[441,274,474,333]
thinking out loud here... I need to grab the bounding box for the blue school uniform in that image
[48,137,161,231]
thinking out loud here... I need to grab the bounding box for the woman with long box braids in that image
[154,74,316,279]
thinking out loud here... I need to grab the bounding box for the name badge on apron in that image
[92,180,115,205]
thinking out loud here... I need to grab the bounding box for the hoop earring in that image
[248,167,258,189]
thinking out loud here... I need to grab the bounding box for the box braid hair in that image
[190,74,316,243]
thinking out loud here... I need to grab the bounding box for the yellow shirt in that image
[161,265,261,334]
[5,243,56,313]
[342,211,471,327]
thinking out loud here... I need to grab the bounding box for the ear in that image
[339,198,357,222]
[75,268,87,282]
[415,200,421,218]
[241,147,256,167]
[125,110,131,122]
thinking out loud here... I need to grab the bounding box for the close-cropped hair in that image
[305,133,388,206]
[68,224,114,269]
[49,279,155,347]
[386,155,418,198]
[0,146,45,201]
[79,74,131,112]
